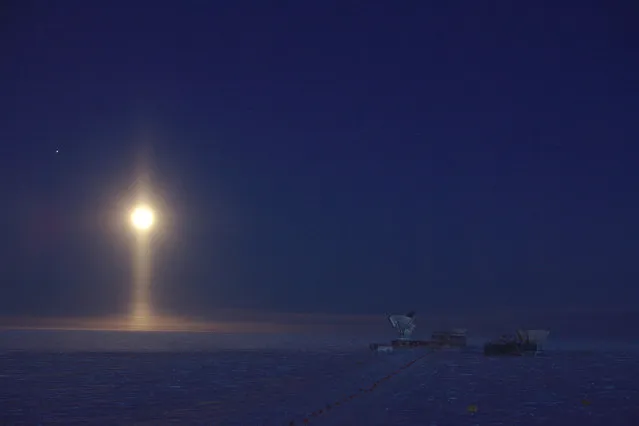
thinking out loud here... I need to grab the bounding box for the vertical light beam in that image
[130,205,155,330]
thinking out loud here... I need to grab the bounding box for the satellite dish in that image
[516,329,550,351]
[388,311,416,340]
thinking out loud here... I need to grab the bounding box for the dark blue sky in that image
[1,1,638,322]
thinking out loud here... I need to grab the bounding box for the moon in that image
[131,206,154,231]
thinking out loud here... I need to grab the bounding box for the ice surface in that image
[0,330,638,425]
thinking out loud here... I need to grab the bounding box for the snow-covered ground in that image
[0,330,637,425]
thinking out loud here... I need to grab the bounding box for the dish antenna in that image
[517,329,550,351]
[388,311,416,340]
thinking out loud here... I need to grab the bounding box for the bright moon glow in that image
[131,206,154,231]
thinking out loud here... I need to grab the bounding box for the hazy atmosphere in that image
[1,1,638,337]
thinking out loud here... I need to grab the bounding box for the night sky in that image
[1,1,638,328]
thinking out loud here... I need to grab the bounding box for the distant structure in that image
[484,328,551,356]
[371,311,468,351]
[517,329,551,352]
[388,311,416,340]
[431,328,468,347]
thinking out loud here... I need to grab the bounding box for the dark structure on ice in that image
[484,329,550,356]
[370,311,468,351]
